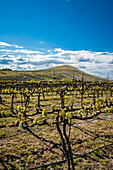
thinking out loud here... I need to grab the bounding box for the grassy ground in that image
[0,113,113,169]
[0,65,104,81]
[0,90,113,169]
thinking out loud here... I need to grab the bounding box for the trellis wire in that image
[29,142,113,169]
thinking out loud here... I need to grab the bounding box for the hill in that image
[0,65,104,81]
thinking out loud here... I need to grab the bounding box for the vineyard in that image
[0,79,113,169]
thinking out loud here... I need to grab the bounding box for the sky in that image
[0,0,113,79]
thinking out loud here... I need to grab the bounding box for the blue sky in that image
[0,0,113,79]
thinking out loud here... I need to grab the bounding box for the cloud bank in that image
[0,41,113,79]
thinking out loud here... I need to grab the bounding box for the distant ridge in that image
[0,65,104,81]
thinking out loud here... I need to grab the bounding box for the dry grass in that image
[0,113,113,169]
[0,65,104,81]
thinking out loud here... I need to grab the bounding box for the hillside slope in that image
[0,65,104,81]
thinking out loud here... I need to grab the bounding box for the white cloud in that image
[13,45,23,48]
[0,42,23,49]
[1,49,12,52]
[0,41,24,50]
[0,41,12,47]
[13,49,43,54]
[52,48,113,79]
[0,41,113,79]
